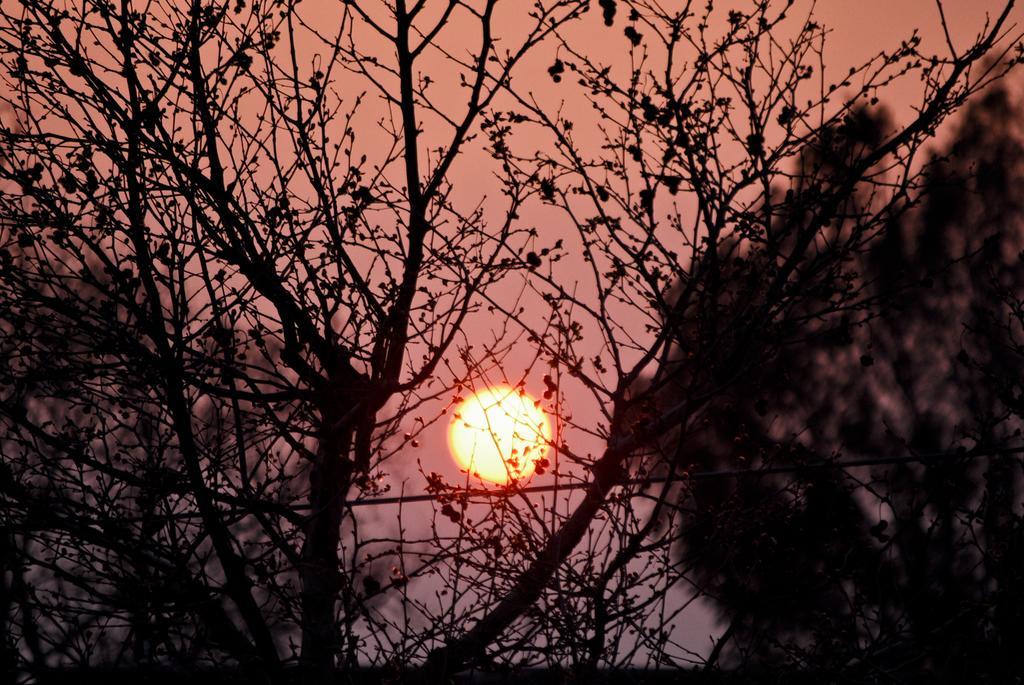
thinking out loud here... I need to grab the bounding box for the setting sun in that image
[448,385,552,484]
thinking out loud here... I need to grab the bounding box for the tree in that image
[675,87,1024,680]
[0,0,1020,682]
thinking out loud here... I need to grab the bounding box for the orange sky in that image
[0,0,1019,669]
[417,0,1024,477]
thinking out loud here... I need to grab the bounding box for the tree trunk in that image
[300,398,354,683]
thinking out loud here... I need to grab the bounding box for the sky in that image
[6,0,1020,667]
[406,0,1024,487]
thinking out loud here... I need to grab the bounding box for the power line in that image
[33,446,1018,524]
[338,445,1024,508]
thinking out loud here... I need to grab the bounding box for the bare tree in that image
[0,0,1020,682]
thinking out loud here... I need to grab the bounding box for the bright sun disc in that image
[448,385,552,484]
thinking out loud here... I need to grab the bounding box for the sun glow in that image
[448,385,552,484]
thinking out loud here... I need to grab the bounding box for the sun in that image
[448,385,552,484]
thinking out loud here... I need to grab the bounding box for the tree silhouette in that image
[677,87,1024,680]
[0,0,1021,683]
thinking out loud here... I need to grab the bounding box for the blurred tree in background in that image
[679,86,1024,680]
